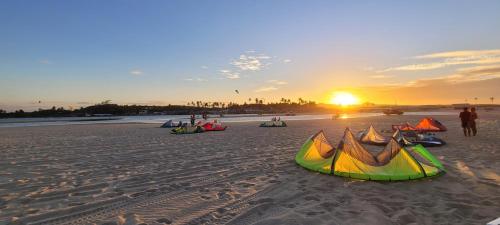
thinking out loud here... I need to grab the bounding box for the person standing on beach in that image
[469,107,478,136]
[190,114,195,126]
[459,107,472,136]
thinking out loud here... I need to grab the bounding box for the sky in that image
[1,0,500,111]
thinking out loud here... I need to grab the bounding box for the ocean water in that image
[0,112,456,128]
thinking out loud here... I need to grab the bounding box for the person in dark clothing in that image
[469,107,478,136]
[459,107,471,136]
[190,114,196,126]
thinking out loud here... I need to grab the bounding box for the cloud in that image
[415,49,500,59]
[220,70,240,79]
[184,77,207,82]
[267,80,288,85]
[283,59,292,63]
[456,64,500,80]
[349,77,500,105]
[231,53,271,71]
[255,86,278,92]
[378,63,445,72]
[369,75,394,79]
[39,59,52,64]
[201,65,208,69]
[380,49,500,72]
[130,69,143,76]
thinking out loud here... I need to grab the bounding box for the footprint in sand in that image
[200,195,211,200]
[304,195,320,202]
[118,213,145,225]
[156,218,172,224]
[101,222,118,225]
[306,211,325,216]
[217,191,233,200]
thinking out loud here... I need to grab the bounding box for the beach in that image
[0,113,499,225]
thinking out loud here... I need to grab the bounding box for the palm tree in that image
[298,98,304,105]
[474,97,478,104]
[490,97,495,104]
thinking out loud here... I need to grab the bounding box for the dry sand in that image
[0,113,499,225]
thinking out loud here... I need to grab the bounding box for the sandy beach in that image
[0,113,499,225]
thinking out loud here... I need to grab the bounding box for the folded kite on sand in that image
[201,121,227,131]
[260,121,287,127]
[391,122,417,131]
[393,129,446,147]
[170,126,204,134]
[295,128,445,181]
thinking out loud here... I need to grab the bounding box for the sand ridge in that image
[0,113,499,224]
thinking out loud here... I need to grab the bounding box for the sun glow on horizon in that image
[329,92,359,106]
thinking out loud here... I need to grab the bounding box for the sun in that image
[330,92,359,106]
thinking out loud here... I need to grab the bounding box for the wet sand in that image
[0,113,499,225]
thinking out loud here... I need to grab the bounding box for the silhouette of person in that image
[459,107,471,136]
[190,114,195,126]
[470,107,478,136]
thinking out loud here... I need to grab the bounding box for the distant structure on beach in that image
[382,108,404,115]
[452,103,471,109]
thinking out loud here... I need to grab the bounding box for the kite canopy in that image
[171,126,204,134]
[295,129,445,181]
[415,117,447,132]
[202,121,227,131]
[161,120,181,128]
[392,122,417,131]
[358,125,390,145]
[260,121,287,127]
[392,129,414,146]
[397,130,446,147]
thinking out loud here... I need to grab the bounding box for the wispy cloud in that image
[456,64,500,81]
[379,49,500,72]
[352,77,500,104]
[39,59,52,64]
[283,59,292,63]
[267,79,288,85]
[378,63,445,72]
[130,69,144,76]
[404,66,500,87]
[201,65,208,69]
[415,49,500,59]
[231,53,271,71]
[184,77,207,82]
[255,86,278,92]
[369,75,394,79]
[220,70,240,79]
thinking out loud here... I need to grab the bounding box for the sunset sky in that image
[1,0,500,111]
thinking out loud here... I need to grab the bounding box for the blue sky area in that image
[1,0,500,110]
